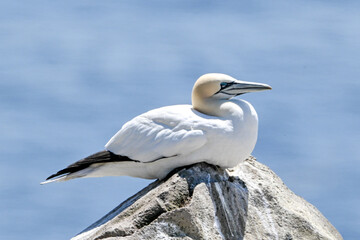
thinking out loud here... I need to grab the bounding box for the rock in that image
[72,157,342,240]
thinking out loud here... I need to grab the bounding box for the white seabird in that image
[41,73,271,184]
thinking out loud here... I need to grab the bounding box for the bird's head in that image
[192,73,271,115]
[192,73,271,100]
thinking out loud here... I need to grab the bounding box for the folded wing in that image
[105,105,208,162]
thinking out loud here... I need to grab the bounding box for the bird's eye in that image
[220,82,233,89]
[220,82,228,88]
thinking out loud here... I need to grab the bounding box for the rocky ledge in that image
[72,157,342,240]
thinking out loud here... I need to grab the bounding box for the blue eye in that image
[220,82,227,88]
[220,82,233,88]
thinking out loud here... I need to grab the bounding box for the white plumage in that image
[41,73,271,184]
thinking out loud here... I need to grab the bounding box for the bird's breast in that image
[203,99,259,168]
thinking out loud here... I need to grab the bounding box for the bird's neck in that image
[193,97,242,118]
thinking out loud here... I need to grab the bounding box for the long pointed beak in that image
[222,80,272,96]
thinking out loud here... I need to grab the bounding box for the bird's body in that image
[41,73,271,184]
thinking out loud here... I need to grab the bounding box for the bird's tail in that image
[40,175,68,185]
[40,150,136,185]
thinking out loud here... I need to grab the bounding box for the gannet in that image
[41,73,271,184]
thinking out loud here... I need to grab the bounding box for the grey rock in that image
[72,157,342,240]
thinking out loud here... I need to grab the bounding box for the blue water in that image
[0,1,359,239]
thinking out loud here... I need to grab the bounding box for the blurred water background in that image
[0,1,359,239]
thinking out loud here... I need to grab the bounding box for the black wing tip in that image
[44,150,136,181]
[45,170,67,180]
[44,150,118,181]
[46,174,56,180]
